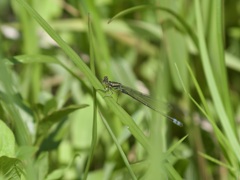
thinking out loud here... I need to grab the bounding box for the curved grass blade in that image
[108,5,198,48]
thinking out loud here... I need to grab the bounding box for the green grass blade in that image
[109,5,198,48]
[0,60,30,145]
[198,152,236,172]
[176,62,237,166]
[83,14,98,180]
[100,113,137,180]
[194,0,240,163]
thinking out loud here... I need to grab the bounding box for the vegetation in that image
[0,0,240,179]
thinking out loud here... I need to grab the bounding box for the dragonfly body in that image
[102,76,183,127]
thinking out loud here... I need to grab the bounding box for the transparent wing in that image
[121,85,171,112]
[121,85,183,127]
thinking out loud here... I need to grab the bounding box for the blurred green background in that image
[0,0,240,179]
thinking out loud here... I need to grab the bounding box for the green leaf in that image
[36,105,88,143]
[0,156,24,180]
[0,120,15,157]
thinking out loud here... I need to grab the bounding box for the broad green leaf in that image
[0,156,24,180]
[36,104,88,142]
[0,120,15,157]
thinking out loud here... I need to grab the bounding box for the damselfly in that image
[102,76,183,127]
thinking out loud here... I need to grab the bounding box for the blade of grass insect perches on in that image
[83,14,98,180]
[100,113,137,180]
[194,0,240,164]
[175,63,237,167]
[15,0,151,151]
